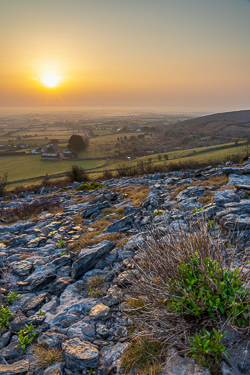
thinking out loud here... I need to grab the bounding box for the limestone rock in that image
[0,360,29,375]
[89,303,111,321]
[71,240,116,279]
[11,260,33,277]
[103,215,134,233]
[162,348,211,375]
[62,338,99,370]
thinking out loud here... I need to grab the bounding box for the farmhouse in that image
[41,143,59,153]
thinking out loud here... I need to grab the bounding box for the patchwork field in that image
[0,155,105,182]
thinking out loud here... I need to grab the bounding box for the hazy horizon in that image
[1,0,250,112]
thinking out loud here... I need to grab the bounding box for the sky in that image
[1,0,250,113]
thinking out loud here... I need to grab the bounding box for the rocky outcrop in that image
[0,159,249,374]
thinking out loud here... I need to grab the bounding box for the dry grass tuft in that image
[68,230,123,254]
[202,175,229,187]
[199,191,215,204]
[87,275,104,290]
[100,206,125,220]
[89,288,104,298]
[121,336,167,375]
[19,252,34,260]
[119,185,150,206]
[32,343,64,370]
[168,184,190,201]
[168,175,229,202]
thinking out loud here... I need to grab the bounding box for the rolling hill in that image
[174,110,250,136]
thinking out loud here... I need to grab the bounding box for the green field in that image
[0,155,105,182]
[92,143,246,178]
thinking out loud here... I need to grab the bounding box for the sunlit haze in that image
[1,0,250,112]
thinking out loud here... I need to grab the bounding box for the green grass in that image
[91,143,245,179]
[0,155,104,182]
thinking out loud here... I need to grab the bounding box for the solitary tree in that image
[164,154,169,160]
[67,135,88,151]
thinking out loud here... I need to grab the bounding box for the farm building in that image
[41,153,61,161]
[41,143,59,153]
[31,147,42,154]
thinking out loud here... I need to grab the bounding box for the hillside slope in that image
[175,109,250,136]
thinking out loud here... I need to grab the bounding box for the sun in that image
[41,73,60,88]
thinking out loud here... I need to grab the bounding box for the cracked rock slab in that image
[71,240,116,279]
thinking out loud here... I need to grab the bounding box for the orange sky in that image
[1,0,250,112]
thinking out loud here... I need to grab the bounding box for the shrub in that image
[6,292,20,305]
[191,207,204,214]
[67,165,89,183]
[75,181,103,191]
[0,172,8,197]
[100,170,113,180]
[164,154,169,160]
[17,324,37,352]
[0,305,15,328]
[32,343,64,369]
[57,239,65,248]
[206,220,215,229]
[165,253,249,325]
[0,197,60,223]
[187,328,229,374]
[153,210,163,217]
[124,220,250,370]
